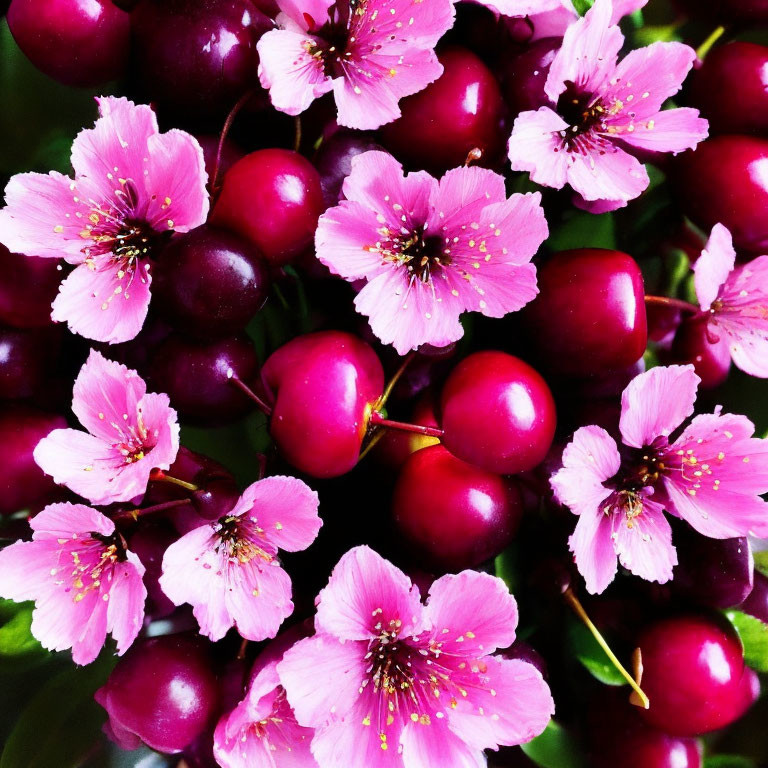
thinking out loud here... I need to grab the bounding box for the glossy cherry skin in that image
[314,130,383,208]
[689,43,768,136]
[7,0,129,86]
[380,46,506,174]
[261,331,384,478]
[129,0,273,120]
[637,615,757,736]
[195,134,245,188]
[0,405,66,516]
[154,226,269,338]
[499,37,560,117]
[440,351,556,475]
[374,391,440,471]
[127,522,177,618]
[211,149,325,265]
[669,316,731,390]
[149,333,259,426]
[672,135,768,254]
[393,444,522,571]
[95,634,219,754]
[0,245,60,328]
[522,249,647,377]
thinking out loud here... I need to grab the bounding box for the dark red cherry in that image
[149,333,260,426]
[374,391,440,471]
[671,529,753,609]
[440,351,556,475]
[0,245,60,328]
[127,521,177,618]
[380,46,506,174]
[741,570,768,624]
[129,0,273,120]
[314,130,384,208]
[261,331,384,478]
[154,226,269,338]
[672,135,768,254]
[499,37,560,116]
[689,43,768,136]
[522,249,647,378]
[637,615,756,736]
[195,134,245,188]
[0,325,62,400]
[675,0,768,22]
[211,149,325,266]
[393,444,523,571]
[7,0,129,86]
[669,316,731,390]
[95,634,219,754]
[0,405,66,516]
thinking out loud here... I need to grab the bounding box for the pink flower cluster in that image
[552,365,768,594]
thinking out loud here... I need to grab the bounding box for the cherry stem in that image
[227,370,273,417]
[368,410,444,438]
[357,427,387,463]
[376,351,416,411]
[211,88,256,194]
[293,116,303,153]
[696,25,726,61]
[644,294,699,316]
[563,587,650,709]
[150,470,199,493]
[464,147,483,167]
[256,453,267,482]
[237,638,249,660]
[113,498,192,522]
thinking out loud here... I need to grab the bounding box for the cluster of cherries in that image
[3,0,768,766]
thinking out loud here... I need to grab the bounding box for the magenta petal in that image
[508,108,571,190]
[569,505,618,594]
[695,224,736,311]
[400,717,486,768]
[619,365,700,449]
[315,546,425,641]
[105,553,147,655]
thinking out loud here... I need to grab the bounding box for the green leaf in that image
[547,211,616,252]
[494,546,518,593]
[567,618,627,686]
[705,757,757,768]
[572,0,594,15]
[521,721,587,768]
[753,550,768,578]
[0,600,47,671]
[0,655,114,768]
[724,610,768,673]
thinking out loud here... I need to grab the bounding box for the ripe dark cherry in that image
[7,0,129,86]
[672,135,768,254]
[0,245,60,328]
[261,331,384,478]
[0,405,66,516]
[149,333,260,426]
[0,325,62,400]
[153,226,269,338]
[675,0,768,22]
[499,37,560,117]
[195,134,245,188]
[127,522,177,618]
[637,615,757,736]
[741,570,768,624]
[689,43,768,136]
[95,634,219,754]
[440,351,556,475]
[671,528,753,609]
[374,391,439,471]
[314,130,384,208]
[380,46,506,174]
[393,444,523,571]
[522,249,647,378]
[129,0,274,120]
[211,149,325,266]
[669,316,731,390]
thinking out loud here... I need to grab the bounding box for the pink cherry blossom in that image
[495,0,644,26]
[214,658,317,768]
[507,0,707,211]
[0,502,146,665]
[315,150,548,354]
[34,349,179,506]
[551,365,768,594]
[256,0,455,130]
[277,546,554,768]
[693,223,768,378]
[0,97,208,343]
[159,477,321,642]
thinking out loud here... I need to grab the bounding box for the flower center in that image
[55,531,126,604]
[557,83,609,142]
[303,0,364,79]
[215,516,275,564]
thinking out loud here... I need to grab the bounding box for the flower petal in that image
[695,224,736,311]
[569,505,618,594]
[508,108,571,191]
